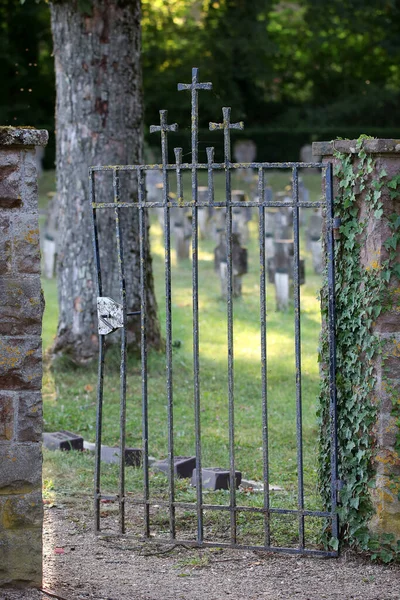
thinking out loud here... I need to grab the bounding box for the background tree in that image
[50,0,161,363]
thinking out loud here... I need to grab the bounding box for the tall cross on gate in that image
[178,67,212,164]
[210,107,244,163]
[150,110,178,166]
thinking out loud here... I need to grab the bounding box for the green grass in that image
[40,168,328,548]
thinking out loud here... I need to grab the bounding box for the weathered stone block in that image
[0,127,48,147]
[43,430,83,451]
[191,467,242,490]
[0,337,42,390]
[0,215,12,274]
[13,215,41,274]
[0,526,42,586]
[0,150,21,209]
[0,392,14,441]
[20,150,39,214]
[100,445,142,467]
[0,278,43,336]
[17,391,42,442]
[153,456,196,478]
[0,490,42,532]
[0,443,42,494]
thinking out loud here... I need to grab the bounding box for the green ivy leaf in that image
[329,537,339,551]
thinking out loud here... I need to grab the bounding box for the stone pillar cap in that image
[313,139,400,156]
[0,126,48,147]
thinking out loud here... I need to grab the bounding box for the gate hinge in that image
[335,479,344,504]
[97,297,124,335]
[332,217,341,240]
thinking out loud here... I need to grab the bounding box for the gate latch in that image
[97,297,124,335]
[332,217,341,240]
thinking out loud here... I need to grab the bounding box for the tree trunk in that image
[50,0,161,363]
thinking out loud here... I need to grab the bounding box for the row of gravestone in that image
[43,430,241,491]
[41,167,322,312]
[147,173,323,311]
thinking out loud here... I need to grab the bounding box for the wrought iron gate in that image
[90,68,339,556]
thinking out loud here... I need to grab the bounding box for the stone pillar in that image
[313,139,400,539]
[0,127,48,587]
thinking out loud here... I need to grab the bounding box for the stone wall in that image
[313,139,400,539]
[0,127,48,587]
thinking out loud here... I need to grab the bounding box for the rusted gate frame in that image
[89,67,339,557]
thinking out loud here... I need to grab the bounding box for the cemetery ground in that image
[15,169,398,599]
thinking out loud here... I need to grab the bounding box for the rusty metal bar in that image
[258,166,271,547]
[292,166,305,549]
[178,67,212,544]
[113,168,127,534]
[90,170,104,533]
[151,110,178,539]
[138,169,150,538]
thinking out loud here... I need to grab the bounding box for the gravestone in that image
[231,189,249,244]
[233,139,257,191]
[210,207,226,242]
[153,456,196,478]
[308,210,323,274]
[215,232,248,298]
[172,208,192,260]
[145,169,163,201]
[42,430,83,451]
[264,208,276,257]
[300,144,321,173]
[197,186,210,238]
[43,192,59,279]
[191,467,242,490]
[233,139,256,164]
[274,241,291,311]
[153,181,165,228]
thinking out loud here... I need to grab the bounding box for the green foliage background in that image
[3,0,400,164]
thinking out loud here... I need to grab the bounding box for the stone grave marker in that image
[83,441,142,466]
[145,169,163,201]
[308,209,323,274]
[153,456,196,478]
[42,192,59,279]
[265,207,276,258]
[197,185,211,238]
[233,139,257,190]
[216,232,248,298]
[300,144,321,172]
[274,242,291,311]
[42,430,84,451]
[191,467,242,490]
[172,208,192,260]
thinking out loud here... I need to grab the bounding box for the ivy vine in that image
[318,135,400,562]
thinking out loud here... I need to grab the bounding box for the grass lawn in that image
[41,168,329,549]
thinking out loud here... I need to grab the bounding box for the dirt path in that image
[1,502,399,600]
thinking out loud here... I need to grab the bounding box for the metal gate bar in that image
[90,67,339,556]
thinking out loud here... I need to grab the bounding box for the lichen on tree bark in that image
[50,0,161,363]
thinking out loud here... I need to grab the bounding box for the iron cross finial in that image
[177,67,212,94]
[150,110,178,166]
[209,107,244,163]
[149,109,178,135]
[178,67,212,164]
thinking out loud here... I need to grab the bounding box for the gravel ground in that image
[1,501,399,600]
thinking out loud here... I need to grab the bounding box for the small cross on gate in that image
[209,107,244,163]
[150,109,178,165]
